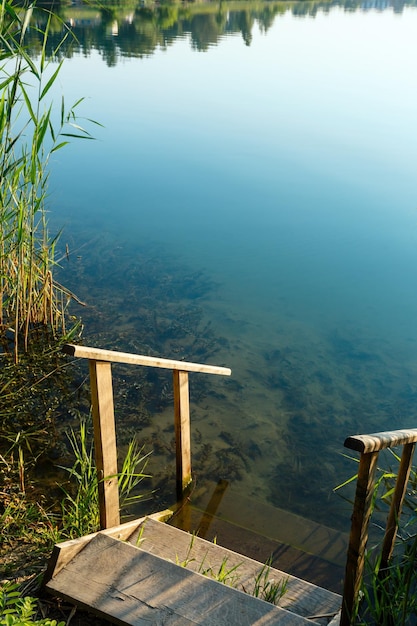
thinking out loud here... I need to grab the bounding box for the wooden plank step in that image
[45,532,319,625]
[128,518,341,624]
[179,483,348,568]
[164,485,346,593]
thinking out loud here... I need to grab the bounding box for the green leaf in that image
[3,1,19,22]
[36,107,52,154]
[19,82,37,125]
[19,46,40,80]
[50,141,69,153]
[0,75,15,90]
[60,96,65,126]
[84,117,105,129]
[48,118,55,143]
[61,132,94,140]
[40,61,63,101]
[334,473,358,491]
[20,6,34,42]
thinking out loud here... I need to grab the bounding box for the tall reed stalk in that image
[0,0,93,361]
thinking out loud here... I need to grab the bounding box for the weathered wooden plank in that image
[89,359,120,529]
[173,369,192,496]
[46,533,316,625]
[42,510,173,585]
[128,518,341,622]
[63,343,231,376]
[344,428,417,454]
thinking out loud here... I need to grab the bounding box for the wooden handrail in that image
[340,428,417,625]
[344,428,417,454]
[63,343,231,530]
[63,344,231,376]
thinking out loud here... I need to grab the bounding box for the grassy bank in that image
[0,2,109,621]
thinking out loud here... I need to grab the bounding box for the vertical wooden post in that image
[173,370,192,499]
[380,441,415,569]
[340,450,379,626]
[89,360,120,529]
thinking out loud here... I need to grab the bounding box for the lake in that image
[39,0,417,555]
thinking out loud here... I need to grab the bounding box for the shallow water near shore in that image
[47,0,417,544]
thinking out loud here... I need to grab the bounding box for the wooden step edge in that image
[42,508,173,587]
[132,517,342,596]
[128,516,328,589]
[188,497,348,567]
[127,518,342,622]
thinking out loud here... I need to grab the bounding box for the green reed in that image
[59,415,152,538]
[1,415,151,623]
[1,416,152,563]
[0,0,94,361]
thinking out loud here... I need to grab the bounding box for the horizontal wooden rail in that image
[340,427,417,625]
[63,343,231,530]
[63,344,231,376]
[344,428,417,454]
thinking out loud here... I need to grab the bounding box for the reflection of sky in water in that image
[50,6,417,529]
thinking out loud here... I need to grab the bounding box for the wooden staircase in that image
[44,515,341,625]
[54,345,417,625]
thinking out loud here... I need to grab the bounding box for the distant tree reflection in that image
[21,0,417,64]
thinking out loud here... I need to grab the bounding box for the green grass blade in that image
[50,141,69,153]
[19,81,37,125]
[35,107,52,154]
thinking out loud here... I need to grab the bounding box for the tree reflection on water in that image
[25,0,417,64]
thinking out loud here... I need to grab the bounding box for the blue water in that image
[49,3,417,532]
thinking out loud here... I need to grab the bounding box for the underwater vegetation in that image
[51,232,244,503]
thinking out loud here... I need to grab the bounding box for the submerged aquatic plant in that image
[0,0,95,361]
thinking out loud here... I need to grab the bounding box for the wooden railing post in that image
[380,441,416,568]
[173,370,192,499]
[63,344,231,521]
[341,428,417,625]
[89,360,120,529]
[340,450,379,626]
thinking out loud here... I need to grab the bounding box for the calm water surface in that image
[46,1,417,538]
